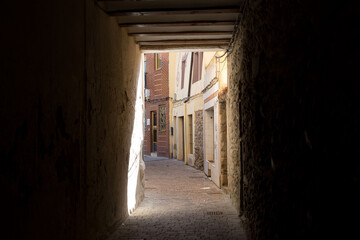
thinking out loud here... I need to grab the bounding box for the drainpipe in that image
[187,52,194,100]
[183,52,194,164]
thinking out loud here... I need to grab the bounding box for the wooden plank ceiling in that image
[97,0,242,51]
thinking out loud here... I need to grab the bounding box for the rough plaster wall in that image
[227,1,360,239]
[1,1,143,239]
[85,1,142,239]
[227,48,241,212]
[194,110,204,170]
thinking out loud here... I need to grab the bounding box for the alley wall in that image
[227,1,360,239]
[85,1,143,240]
[0,1,143,239]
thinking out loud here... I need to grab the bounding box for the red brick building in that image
[144,53,170,157]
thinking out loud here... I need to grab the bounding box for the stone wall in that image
[227,1,360,239]
[218,92,227,187]
[0,1,143,239]
[194,110,204,170]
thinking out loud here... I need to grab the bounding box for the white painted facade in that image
[202,51,227,188]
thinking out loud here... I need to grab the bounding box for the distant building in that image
[172,52,205,169]
[171,51,228,188]
[143,53,175,157]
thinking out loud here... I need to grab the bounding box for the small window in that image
[155,53,162,70]
[181,53,188,89]
[159,105,166,131]
[192,52,203,83]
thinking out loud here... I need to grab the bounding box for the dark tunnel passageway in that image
[1,1,360,240]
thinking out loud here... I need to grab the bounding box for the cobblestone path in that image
[109,157,247,240]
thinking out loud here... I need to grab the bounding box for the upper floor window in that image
[155,53,162,70]
[181,53,188,89]
[192,52,203,83]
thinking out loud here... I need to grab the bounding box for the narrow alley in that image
[2,1,360,240]
[110,156,246,240]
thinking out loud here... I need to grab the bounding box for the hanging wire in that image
[95,0,108,13]
[216,0,249,61]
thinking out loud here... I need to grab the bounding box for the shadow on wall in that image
[226,1,360,240]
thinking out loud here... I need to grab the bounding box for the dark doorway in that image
[151,111,157,155]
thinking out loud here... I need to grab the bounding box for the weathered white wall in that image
[202,51,227,187]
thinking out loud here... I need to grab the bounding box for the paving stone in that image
[109,158,247,240]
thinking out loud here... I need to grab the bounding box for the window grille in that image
[155,53,162,70]
[159,105,166,131]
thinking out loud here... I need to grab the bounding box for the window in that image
[159,105,166,131]
[155,53,162,70]
[181,53,188,89]
[192,52,203,83]
[144,73,147,88]
[188,114,193,154]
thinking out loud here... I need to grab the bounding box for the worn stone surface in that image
[227,1,360,239]
[194,110,204,170]
[227,46,241,213]
[109,157,247,240]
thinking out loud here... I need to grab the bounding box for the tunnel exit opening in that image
[138,50,229,204]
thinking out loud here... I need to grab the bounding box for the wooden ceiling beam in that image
[108,7,240,16]
[140,44,227,51]
[129,31,233,37]
[118,21,235,27]
[138,39,230,46]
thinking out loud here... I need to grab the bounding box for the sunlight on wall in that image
[127,54,144,214]
[217,54,228,91]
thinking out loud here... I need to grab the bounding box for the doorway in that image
[204,108,214,176]
[178,116,184,161]
[173,116,177,159]
[151,111,157,156]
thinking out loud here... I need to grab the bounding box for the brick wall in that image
[144,101,170,157]
[144,53,170,157]
[145,53,169,100]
